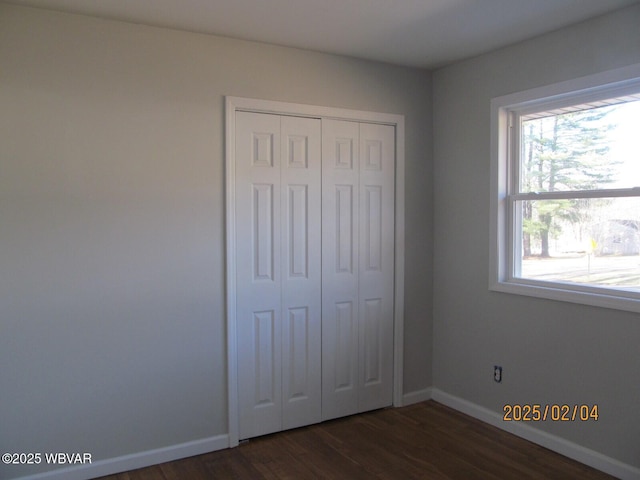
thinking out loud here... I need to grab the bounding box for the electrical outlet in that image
[494,365,502,383]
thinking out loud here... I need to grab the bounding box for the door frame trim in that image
[225,96,405,446]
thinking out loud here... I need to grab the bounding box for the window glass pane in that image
[520,99,640,192]
[517,197,640,291]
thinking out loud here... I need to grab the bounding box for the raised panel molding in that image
[286,307,309,401]
[254,310,276,406]
[364,185,382,272]
[335,185,354,274]
[253,133,274,167]
[288,185,308,278]
[336,138,354,169]
[288,135,308,168]
[253,184,274,281]
[364,139,382,171]
[335,301,354,391]
[363,298,382,385]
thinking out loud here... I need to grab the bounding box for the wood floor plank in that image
[158,452,210,480]
[96,401,617,480]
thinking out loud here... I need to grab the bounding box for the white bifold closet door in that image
[235,112,394,440]
[236,112,322,440]
[321,120,395,421]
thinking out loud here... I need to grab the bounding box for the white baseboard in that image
[431,388,640,480]
[401,387,434,406]
[13,434,229,480]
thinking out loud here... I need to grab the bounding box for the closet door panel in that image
[321,119,360,421]
[358,123,395,412]
[236,112,283,439]
[280,116,322,430]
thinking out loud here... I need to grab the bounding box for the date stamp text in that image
[503,404,598,422]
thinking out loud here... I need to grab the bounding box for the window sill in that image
[490,279,640,314]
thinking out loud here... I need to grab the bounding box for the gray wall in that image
[433,4,640,468]
[0,4,433,478]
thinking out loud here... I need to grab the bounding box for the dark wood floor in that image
[98,401,616,480]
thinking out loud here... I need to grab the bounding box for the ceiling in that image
[5,0,639,68]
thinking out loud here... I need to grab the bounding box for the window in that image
[490,64,640,313]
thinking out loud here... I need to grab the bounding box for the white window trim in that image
[490,63,640,314]
[225,96,406,447]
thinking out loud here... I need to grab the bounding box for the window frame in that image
[490,63,640,313]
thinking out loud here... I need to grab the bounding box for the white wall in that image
[433,3,640,469]
[0,4,433,478]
